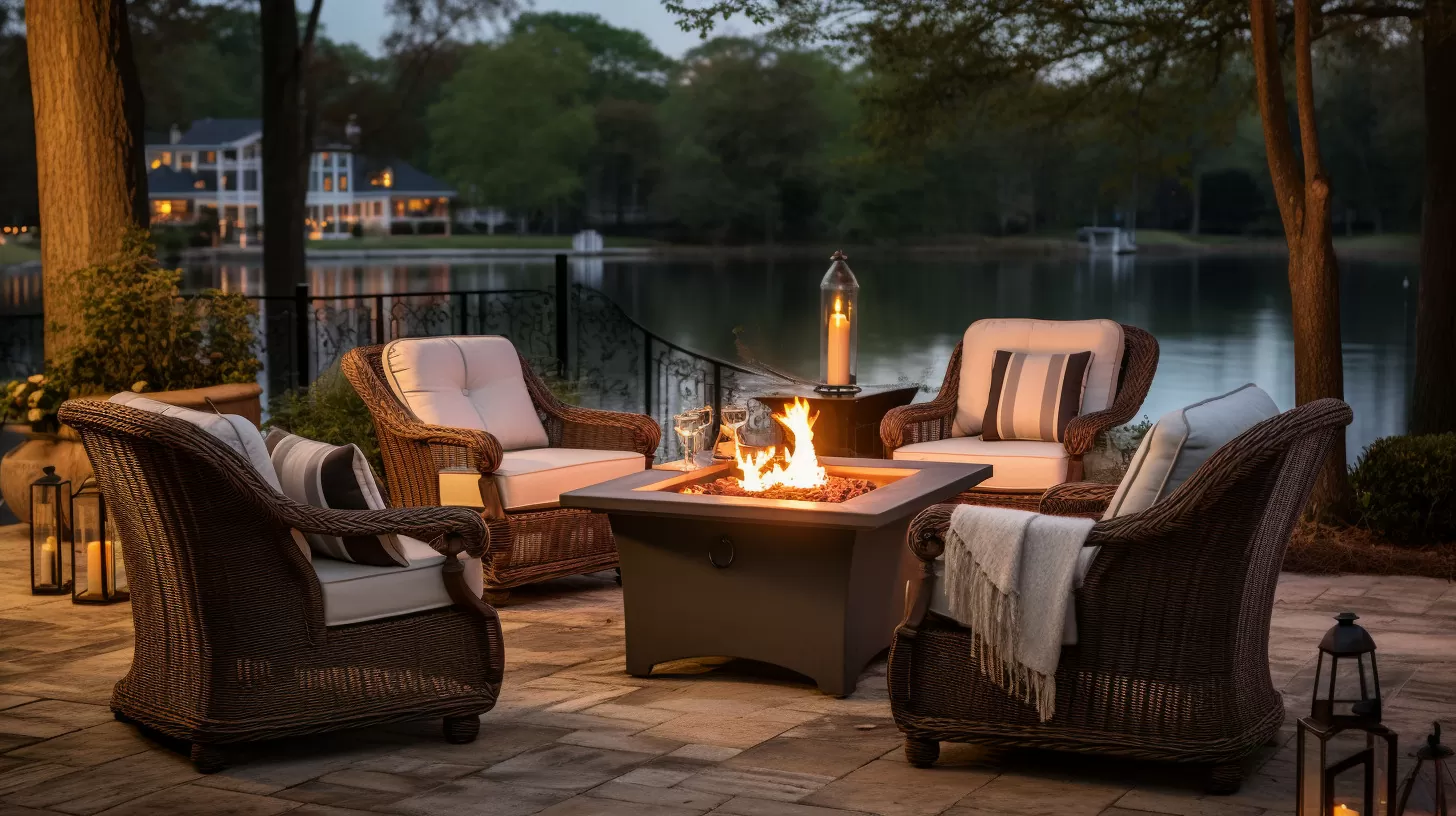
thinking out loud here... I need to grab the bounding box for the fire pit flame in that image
[736,398,826,492]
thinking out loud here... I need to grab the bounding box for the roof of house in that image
[148,167,215,196]
[169,118,263,146]
[353,157,455,196]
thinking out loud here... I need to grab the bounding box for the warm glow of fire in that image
[734,398,827,492]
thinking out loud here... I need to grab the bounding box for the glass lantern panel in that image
[1369,731,1390,816]
[32,487,68,590]
[1318,655,1380,722]
[73,497,117,599]
[1298,725,1326,816]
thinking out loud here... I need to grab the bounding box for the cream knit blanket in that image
[942,504,1095,722]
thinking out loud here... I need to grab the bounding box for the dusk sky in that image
[317,0,770,57]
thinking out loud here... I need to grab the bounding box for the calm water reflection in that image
[5,252,1415,461]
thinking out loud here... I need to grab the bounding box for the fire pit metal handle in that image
[708,536,736,569]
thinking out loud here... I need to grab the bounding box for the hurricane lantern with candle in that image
[1396,722,1452,816]
[1296,612,1397,816]
[71,476,127,604]
[815,250,860,396]
[29,466,72,595]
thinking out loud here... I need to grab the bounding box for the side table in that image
[752,384,919,459]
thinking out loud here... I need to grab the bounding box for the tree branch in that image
[1249,0,1302,238]
[1294,0,1324,186]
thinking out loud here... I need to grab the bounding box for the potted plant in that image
[1,231,263,521]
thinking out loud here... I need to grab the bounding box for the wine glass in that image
[717,405,748,459]
[673,412,701,471]
[695,405,714,465]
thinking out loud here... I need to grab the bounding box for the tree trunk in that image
[1249,0,1350,517]
[1412,0,1456,435]
[27,0,148,365]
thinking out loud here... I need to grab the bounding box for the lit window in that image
[323,175,333,192]
[179,153,194,170]
[159,201,172,215]
[203,151,216,164]
[370,169,393,188]
[193,180,205,190]
[339,173,348,191]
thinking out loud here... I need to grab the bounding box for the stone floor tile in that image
[0,696,37,712]
[0,701,113,740]
[955,772,1128,816]
[0,762,76,797]
[387,722,571,766]
[1113,789,1268,816]
[2,749,199,814]
[346,753,481,780]
[284,806,384,816]
[709,796,875,815]
[616,765,701,788]
[589,778,730,810]
[389,777,570,816]
[725,737,887,779]
[676,766,835,803]
[85,783,297,816]
[315,768,445,795]
[641,713,799,750]
[801,759,997,816]
[479,743,653,793]
[5,722,151,767]
[669,744,742,762]
[538,794,705,816]
[275,780,417,811]
[556,728,684,755]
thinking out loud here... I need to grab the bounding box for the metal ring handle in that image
[708,536,735,569]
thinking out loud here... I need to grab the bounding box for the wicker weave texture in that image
[57,400,505,765]
[888,398,1352,789]
[342,343,661,591]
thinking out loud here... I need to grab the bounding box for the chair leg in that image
[190,743,227,773]
[1206,762,1243,795]
[905,737,940,768]
[443,715,480,744]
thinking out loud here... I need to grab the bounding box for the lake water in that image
[3,252,1418,461]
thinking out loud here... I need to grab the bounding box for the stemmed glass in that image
[695,405,714,464]
[673,412,701,471]
[717,405,748,459]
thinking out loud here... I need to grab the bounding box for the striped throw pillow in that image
[982,350,1093,443]
[265,430,409,567]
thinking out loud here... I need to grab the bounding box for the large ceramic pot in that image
[0,383,263,523]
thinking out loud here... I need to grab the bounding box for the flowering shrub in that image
[2,374,69,432]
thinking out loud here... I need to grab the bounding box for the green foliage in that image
[1097,416,1154,469]
[429,30,596,214]
[1,374,71,433]
[513,12,674,104]
[51,230,261,395]
[265,362,385,486]
[1350,434,1456,545]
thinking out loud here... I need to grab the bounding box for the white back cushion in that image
[109,392,281,493]
[1102,384,1279,519]
[954,319,1125,437]
[383,336,549,451]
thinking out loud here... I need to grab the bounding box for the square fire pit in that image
[560,457,990,695]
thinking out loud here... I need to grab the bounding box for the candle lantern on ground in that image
[1396,722,1452,816]
[1297,612,1398,816]
[71,476,127,604]
[29,466,72,595]
[816,250,860,395]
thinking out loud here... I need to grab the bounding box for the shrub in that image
[1,374,71,433]
[266,362,384,486]
[1350,433,1456,545]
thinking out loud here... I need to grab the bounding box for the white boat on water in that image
[1077,226,1138,254]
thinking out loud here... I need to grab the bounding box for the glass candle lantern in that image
[30,466,72,595]
[71,477,127,604]
[816,250,860,395]
[1396,722,1452,816]
[1297,612,1397,816]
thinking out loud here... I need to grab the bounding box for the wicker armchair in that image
[881,323,1159,511]
[343,342,661,600]
[58,400,504,773]
[888,398,1352,793]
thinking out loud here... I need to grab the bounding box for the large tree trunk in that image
[27,0,148,365]
[1249,0,1350,517]
[259,0,321,393]
[1412,0,1456,435]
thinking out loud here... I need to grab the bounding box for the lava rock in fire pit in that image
[681,475,877,503]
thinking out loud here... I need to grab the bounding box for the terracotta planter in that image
[1,425,90,525]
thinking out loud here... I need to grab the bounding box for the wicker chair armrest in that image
[880,397,957,452]
[1063,325,1159,455]
[387,419,505,475]
[276,501,491,559]
[548,401,663,456]
[906,504,955,561]
[1039,481,1117,517]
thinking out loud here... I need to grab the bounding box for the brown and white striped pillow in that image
[265,430,409,567]
[982,350,1093,443]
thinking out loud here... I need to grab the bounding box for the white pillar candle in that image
[1332,805,1359,816]
[826,301,851,385]
[86,540,113,597]
[40,536,56,586]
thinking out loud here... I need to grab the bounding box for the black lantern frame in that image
[71,476,128,604]
[1313,612,1384,727]
[29,466,72,595]
[1396,722,1452,816]
[1297,716,1398,816]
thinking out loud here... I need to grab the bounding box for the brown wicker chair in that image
[343,343,661,600]
[57,399,504,773]
[888,398,1352,793]
[880,324,1159,511]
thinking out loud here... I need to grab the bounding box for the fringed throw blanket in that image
[942,504,1095,722]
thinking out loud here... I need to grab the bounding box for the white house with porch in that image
[146,118,455,241]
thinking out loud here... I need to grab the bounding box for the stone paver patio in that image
[0,522,1452,816]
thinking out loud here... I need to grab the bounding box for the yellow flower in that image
[27,389,45,407]
[130,381,148,393]
[26,374,44,384]
[26,408,43,423]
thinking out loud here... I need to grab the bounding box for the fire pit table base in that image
[612,515,910,696]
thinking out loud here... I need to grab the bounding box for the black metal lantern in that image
[815,250,860,395]
[1396,722,1453,815]
[71,477,127,604]
[29,466,72,595]
[1297,612,1397,816]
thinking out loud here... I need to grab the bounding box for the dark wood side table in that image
[753,384,920,459]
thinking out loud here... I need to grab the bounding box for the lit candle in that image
[86,540,113,597]
[1333,805,1359,816]
[40,535,56,586]
[826,298,851,385]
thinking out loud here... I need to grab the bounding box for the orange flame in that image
[734,397,827,491]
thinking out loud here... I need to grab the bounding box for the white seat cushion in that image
[1103,384,1278,519]
[108,392,281,493]
[439,448,645,511]
[893,436,1068,491]
[954,319,1124,438]
[383,336,549,451]
[312,535,484,626]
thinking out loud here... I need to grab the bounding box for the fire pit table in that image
[560,456,989,695]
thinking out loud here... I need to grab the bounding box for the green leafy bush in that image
[1,374,71,433]
[266,363,384,486]
[1350,433,1456,545]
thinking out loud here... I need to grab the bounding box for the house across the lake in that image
[145,118,454,241]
